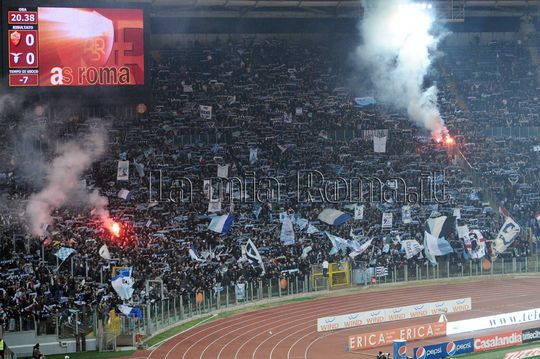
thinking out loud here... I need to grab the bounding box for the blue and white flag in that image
[382,212,393,229]
[249,148,258,165]
[375,266,388,277]
[424,231,454,256]
[402,240,423,259]
[307,224,319,234]
[208,214,234,234]
[55,247,75,262]
[117,189,132,201]
[280,217,295,245]
[349,238,374,258]
[354,204,364,220]
[301,246,312,259]
[245,239,265,275]
[295,217,309,230]
[494,217,521,256]
[111,268,134,300]
[318,208,351,226]
[401,205,412,224]
[279,212,289,223]
[134,162,145,178]
[354,97,376,107]
[325,232,349,254]
[118,305,143,320]
[189,244,202,261]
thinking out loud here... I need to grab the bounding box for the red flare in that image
[110,222,121,237]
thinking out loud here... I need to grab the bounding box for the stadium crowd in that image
[0,38,537,333]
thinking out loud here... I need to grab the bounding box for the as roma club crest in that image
[10,31,21,46]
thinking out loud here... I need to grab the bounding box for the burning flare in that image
[110,222,121,237]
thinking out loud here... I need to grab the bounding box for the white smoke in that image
[26,126,112,236]
[358,0,447,139]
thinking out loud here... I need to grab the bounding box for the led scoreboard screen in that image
[6,7,144,87]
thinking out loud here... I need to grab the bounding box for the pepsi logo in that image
[398,345,407,357]
[446,342,456,356]
[415,347,426,359]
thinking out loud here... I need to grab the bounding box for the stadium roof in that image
[113,0,538,20]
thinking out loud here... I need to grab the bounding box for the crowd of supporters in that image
[0,37,537,333]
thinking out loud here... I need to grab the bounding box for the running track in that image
[126,276,540,359]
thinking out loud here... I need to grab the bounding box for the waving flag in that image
[111,268,134,300]
[318,208,351,226]
[307,224,319,234]
[249,148,258,165]
[245,239,265,275]
[117,189,132,201]
[325,232,349,254]
[55,247,75,262]
[349,238,374,258]
[354,97,376,107]
[189,244,203,261]
[280,217,295,245]
[208,214,234,234]
[467,229,486,259]
[402,240,423,259]
[494,217,521,256]
[118,305,143,320]
[99,244,111,260]
[424,231,453,256]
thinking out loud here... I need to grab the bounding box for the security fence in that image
[3,255,540,353]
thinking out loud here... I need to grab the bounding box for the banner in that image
[374,135,387,153]
[413,338,474,359]
[402,205,412,224]
[348,322,446,351]
[354,204,364,220]
[474,331,523,352]
[522,327,540,343]
[354,96,376,107]
[447,308,540,335]
[200,105,212,119]
[317,297,471,332]
[382,212,393,228]
[363,129,388,140]
[505,347,540,359]
[235,283,246,300]
[494,217,521,255]
[117,160,129,181]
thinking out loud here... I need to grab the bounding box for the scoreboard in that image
[7,8,39,86]
[3,6,145,88]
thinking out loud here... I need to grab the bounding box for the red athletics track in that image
[125,276,540,359]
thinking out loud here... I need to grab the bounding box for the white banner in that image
[401,205,412,224]
[374,135,387,153]
[117,160,129,181]
[317,297,471,332]
[447,307,540,335]
[200,105,212,119]
[403,239,423,259]
[382,212,392,229]
[354,204,364,220]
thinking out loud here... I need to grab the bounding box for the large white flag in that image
[117,160,129,181]
[99,244,111,260]
[246,239,265,275]
[494,217,520,255]
[373,135,387,153]
[217,164,229,178]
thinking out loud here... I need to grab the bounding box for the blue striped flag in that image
[375,266,388,277]
[208,214,234,234]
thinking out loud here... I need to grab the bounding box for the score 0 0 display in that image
[7,7,144,87]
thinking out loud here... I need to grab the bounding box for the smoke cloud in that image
[358,0,447,139]
[26,125,112,237]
